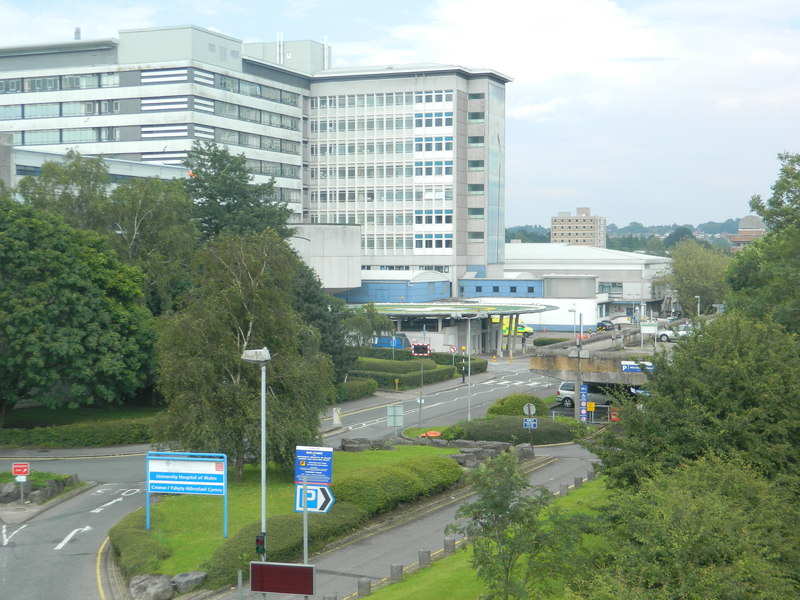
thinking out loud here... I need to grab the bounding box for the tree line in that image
[0,142,391,479]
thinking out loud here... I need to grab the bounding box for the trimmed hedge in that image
[0,417,155,448]
[109,510,172,577]
[202,502,369,588]
[335,377,378,402]
[442,415,579,445]
[351,363,455,390]
[200,454,464,588]
[487,394,550,419]
[354,356,439,374]
[533,337,571,346]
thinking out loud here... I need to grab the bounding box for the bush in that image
[202,502,369,588]
[533,337,571,346]
[487,394,550,419]
[0,418,155,448]
[109,510,171,577]
[452,415,581,445]
[335,377,377,402]
[351,363,456,390]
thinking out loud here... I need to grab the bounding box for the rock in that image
[172,571,206,594]
[0,481,31,504]
[129,574,173,600]
[448,439,479,448]
[513,443,536,461]
[340,438,372,452]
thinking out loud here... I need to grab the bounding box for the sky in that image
[3,0,800,228]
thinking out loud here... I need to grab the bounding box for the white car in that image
[657,324,691,342]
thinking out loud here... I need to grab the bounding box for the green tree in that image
[727,153,800,334]
[662,225,696,249]
[184,141,292,240]
[643,236,665,256]
[586,312,800,490]
[446,451,579,600]
[656,239,730,315]
[16,149,111,231]
[572,457,800,600]
[106,177,199,314]
[0,198,155,427]
[154,231,335,479]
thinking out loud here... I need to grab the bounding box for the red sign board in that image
[12,463,30,476]
[250,562,315,595]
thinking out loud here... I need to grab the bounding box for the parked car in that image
[657,323,691,342]
[556,381,614,409]
[596,319,615,331]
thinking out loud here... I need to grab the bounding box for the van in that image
[491,316,534,338]
[556,381,614,409]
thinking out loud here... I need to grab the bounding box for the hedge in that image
[0,417,155,448]
[335,377,378,402]
[109,510,172,577]
[486,394,550,419]
[442,415,578,445]
[199,455,463,588]
[533,337,571,346]
[351,363,455,390]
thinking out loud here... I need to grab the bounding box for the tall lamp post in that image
[694,295,701,317]
[241,346,271,558]
[452,313,478,422]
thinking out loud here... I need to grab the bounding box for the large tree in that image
[16,149,111,231]
[728,152,800,334]
[154,231,335,479]
[105,177,199,314]
[657,239,731,315]
[586,312,800,491]
[570,457,800,600]
[184,141,293,241]
[0,199,155,427]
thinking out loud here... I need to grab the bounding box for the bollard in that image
[587,470,596,481]
[444,537,456,554]
[358,577,371,596]
[419,549,431,568]
[574,476,583,489]
[390,563,404,582]
[560,483,569,497]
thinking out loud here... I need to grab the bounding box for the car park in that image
[555,381,614,409]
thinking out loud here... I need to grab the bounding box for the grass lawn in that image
[367,477,611,600]
[3,405,162,428]
[149,445,457,575]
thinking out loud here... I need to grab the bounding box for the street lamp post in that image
[241,346,271,558]
[452,313,478,422]
[694,295,701,317]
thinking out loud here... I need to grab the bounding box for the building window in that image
[492,286,499,293]
[527,287,534,293]
[468,136,484,147]
[468,184,484,195]
[24,77,60,92]
[0,104,22,119]
[468,231,484,241]
[468,208,484,219]
[510,286,517,293]
[468,160,484,171]
[476,286,483,292]
[468,111,485,123]
[24,129,60,144]
[0,78,22,94]
[24,103,60,118]
[468,93,485,100]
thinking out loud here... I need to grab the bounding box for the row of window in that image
[462,285,536,294]
[310,140,415,156]
[311,186,454,203]
[215,128,300,155]
[211,72,300,106]
[413,112,454,128]
[310,116,414,133]
[413,161,454,176]
[415,137,454,152]
[0,73,120,94]
[8,128,120,145]
[243,158,300,179]
[0,100,121,120]
[311,164,415,179]
[212,100,300,131]
[309,90,455,110]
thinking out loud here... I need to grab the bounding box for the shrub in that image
[202,502,369,588]
[0,418,155,448]
[455,415,580,445]
[487,394,550,419]
[335,377,377,402]
[109,510,172,577]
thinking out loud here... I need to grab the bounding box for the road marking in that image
[55,525,92,550]
[90,497,123,513]
[96,537,109,600]
[2,523,27,546]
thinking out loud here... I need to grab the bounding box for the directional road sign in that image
[295,484,335,513]
[12,463,30,476]
[523,418,538,429]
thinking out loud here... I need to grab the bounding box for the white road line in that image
[2,524,27,546]
[90,497,123,513]
[55,526,92,550]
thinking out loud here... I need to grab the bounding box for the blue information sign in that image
[523,418,537,429]
[295,446,333,485]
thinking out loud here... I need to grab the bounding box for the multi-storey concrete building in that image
[550,207,607,247]
[0,25,510,298]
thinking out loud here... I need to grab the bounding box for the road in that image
[0,358,570,599]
